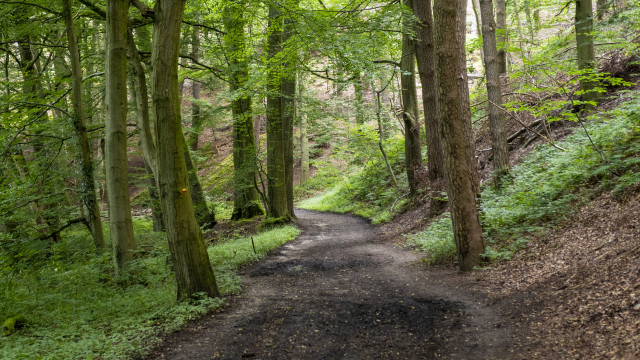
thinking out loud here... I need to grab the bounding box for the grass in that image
[0,219,299,360]
[297,134,410,224]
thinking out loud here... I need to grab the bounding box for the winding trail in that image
[147,210,514,359]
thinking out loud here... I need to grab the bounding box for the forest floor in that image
[145,209,526,359]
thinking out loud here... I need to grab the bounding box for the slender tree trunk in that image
[401,0,425,199]
[266,3,288,219]
[596,0,609,20]
[105,0,137,274]
[183,133,216,228]
[479,0,510,187]
[575,0,601,107]
[152,0,219,300]
[281,0,298,217]
[189,26,202,152]
[144,158,164,231]
[414,0,446,214]
[299,76,310,184]
[495,0,508,74]
[434,0,485,271]
[354,72,365,124]
[63,0,105,251]
[223,0,264,220]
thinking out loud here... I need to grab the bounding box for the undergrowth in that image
[297,134,409,224]
[409,92,640,264]
[0,220,299,360]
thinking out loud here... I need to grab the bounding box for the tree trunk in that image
[495,0,508,74]
[299,76,310,184]
[144,158,164,231]
[152,0,219,300]
[401,0,425,199]
[479,0,510,187]
[189,26,202,152]
[433,0,485,271]
[183,133,216,228]
[266,3,288,219]
[63,0,105,251]
[223,0,264,220]
[414,0,446,214]
[575,0,601,107]
[354,72,365,124]
[105,0,136,274]
[281,0,298,217]
[596,0,609,20]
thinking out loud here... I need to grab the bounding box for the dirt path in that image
[146,210,518,359]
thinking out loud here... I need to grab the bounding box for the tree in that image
[414,0,446,214]
[495,0,508,73]
[105,0,137,274]
[223,0,264,220]
[151,0,219,299]
[298,76,310,184]
[63,0,105,251]
[189,26,203,152]
[433,0,485,271]
[575,0,601,106]
[479,0,510,186]
[400,0,425,200]
[266,2,288,219]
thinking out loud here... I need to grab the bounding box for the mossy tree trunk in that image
[182,133,216,229]
[299,76,310,185]
[479,0,510,187]
[151,0,219,300]
[105,0,137,274]
[223,0,264,220]
[414,0,446,214]
[266,3,288,219]
[63,0,105,251]
[433,0,485,271]
[189,26,202,152]
[495,0,508,74]
[401,0,426,200]
[575,0,601,107]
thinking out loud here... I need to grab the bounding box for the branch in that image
[182,20,226,35]
[373,59,401,68]
[0,1,61,15]
[130,0,154,18]
[77,0,105,18]
[37,218,89,241]
[488,100,567,152]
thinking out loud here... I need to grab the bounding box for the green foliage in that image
[405,215,456,265]
[481,93,640,259]
[297,134,408,224]
[0,219,299,359]
[294,160,342,199]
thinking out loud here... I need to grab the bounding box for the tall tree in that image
[575,0,601,106]
[433,0,485,271]
[281,0,299,217]
[401,0,425,199]
[105,0,137,274]
[183,133,217,228]
[479,0,510,186]
[266,2,288,219]
[414,0,446,214]
[298,75,310,185]
[151,0,219,299]
[189,26,202,152]
[223,0,264,220]
[63,0,105,250]
[495,0,508,73]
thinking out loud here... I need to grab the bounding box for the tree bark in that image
[479,0,510,187]
[189,26,202,152]
[401,0,425,199]
[63,0,105,251]
[281,0,298,217]
[575,0,601,106]
[299,76,310,184]
[183,133,216,229]
[266,3,288,219]
[223,0,264,220]
[434,0,485,271]
[152,0,219,300]
[495,0,508,74]
[105,0,137,274]
[414,0,446,214]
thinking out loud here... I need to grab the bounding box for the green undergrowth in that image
[297,134,409,224]
[0,220,299,360]
[409,92,640,264]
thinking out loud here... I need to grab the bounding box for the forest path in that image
[146,210,516,359]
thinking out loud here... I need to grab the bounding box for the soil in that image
[145,209,523,359]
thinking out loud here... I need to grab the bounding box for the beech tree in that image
[150,0,219,299]
[105,0,137,274]
[434,0,485,271]
[575,0,601,106]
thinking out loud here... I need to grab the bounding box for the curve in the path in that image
[147,209,512,359]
